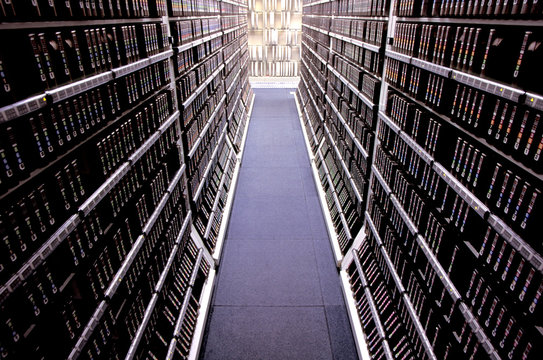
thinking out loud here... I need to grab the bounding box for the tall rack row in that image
[0,1,253,359]
[248,0,302,76]
[296,0,543,359]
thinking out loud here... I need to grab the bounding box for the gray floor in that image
[199,89,358,360]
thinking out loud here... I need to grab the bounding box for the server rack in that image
[297,0,543,359]
[0,1,253,359]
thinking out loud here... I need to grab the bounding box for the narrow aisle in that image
[200,89,358,360]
